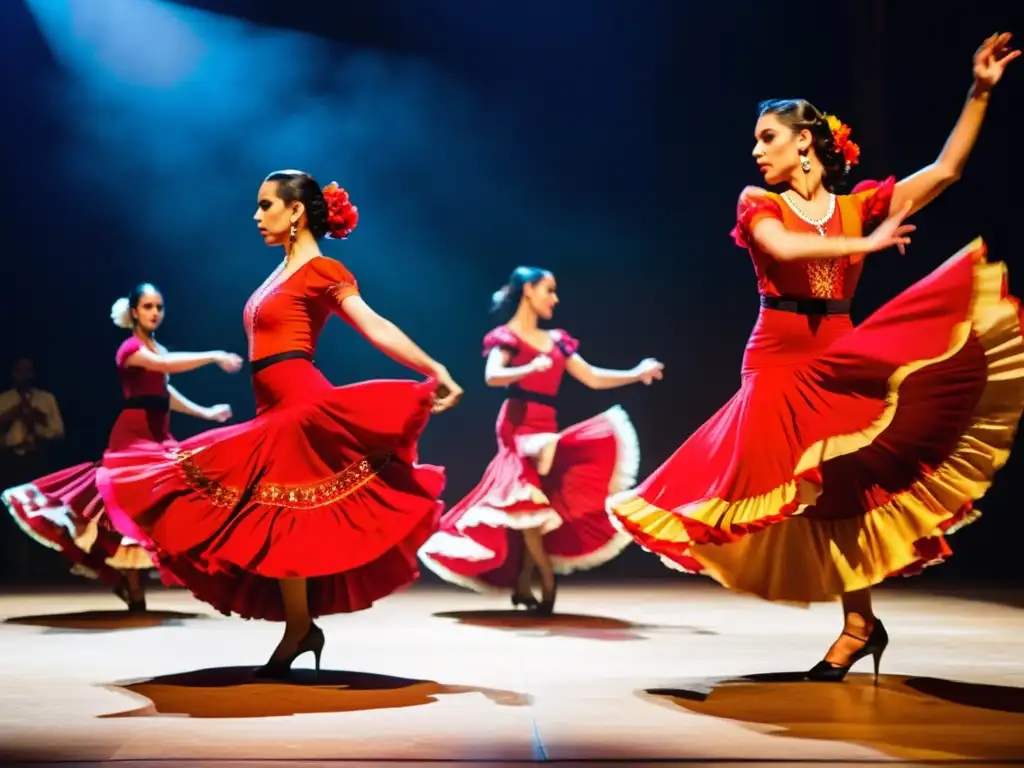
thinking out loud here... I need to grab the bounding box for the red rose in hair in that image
[322,182,359,240]
[824,114,861,168]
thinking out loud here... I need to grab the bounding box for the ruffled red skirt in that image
[418,400,638,591]
[96,358,445,621]
[608,239,1024,603]
[1,409,166,587]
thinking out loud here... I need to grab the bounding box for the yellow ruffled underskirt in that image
[609,239,1024,604]
[74,515,155,570]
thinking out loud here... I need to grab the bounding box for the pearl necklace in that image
[781,192,835,236]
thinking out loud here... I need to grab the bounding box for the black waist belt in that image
[760,295,851,316]
[123,395,170,412]
[250,350,314,374]
[507,386,557,407]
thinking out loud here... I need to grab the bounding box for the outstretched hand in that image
[216,352,243,373]
[865,201,916,256]
[636,358,664,385]
[206,404,233,422]
[431,367,464,414]
[974,32,1019,91]
[531,354,553,373]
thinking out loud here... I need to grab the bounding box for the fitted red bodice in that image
[482,326,580,398]
[242,256,360,361]
[731,177,896,300]
[115,337,170,399]
[482,326,581,438]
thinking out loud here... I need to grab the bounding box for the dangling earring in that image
[288,223,297,247]
[800,153,811,173]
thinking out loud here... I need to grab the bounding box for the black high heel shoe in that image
[511,592,540,610]
[806,619,888,684]
[254,623,325,680]
[535,578,558,617]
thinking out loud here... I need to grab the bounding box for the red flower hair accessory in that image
[824,114,860,169]
[322,182,359,240]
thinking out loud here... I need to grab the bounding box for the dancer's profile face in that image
[751,113,808,187]
[132,288,164,333]
[523,274,558,320]
[254,181,297,247]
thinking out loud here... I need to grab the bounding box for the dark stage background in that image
[2,0,1020,586]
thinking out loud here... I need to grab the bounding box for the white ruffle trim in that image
[419,405,642,591]
[548,405,638,573]
[2,483,77,551]
[2,483,153,574]
[417,486,562,594]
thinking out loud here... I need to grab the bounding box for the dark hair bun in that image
[263,170,358,240]
[756,99,853,193]
[490,266,550,315]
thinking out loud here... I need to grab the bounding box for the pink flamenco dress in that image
[607,178,1024,603]
[95,256,446,621]
[418,326,639,591]
[1,337,168,596]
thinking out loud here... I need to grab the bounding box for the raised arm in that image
[168,385,231,422]
[484,347,546,387]
[890,33,1018,217]
[340,295,463,412]
[750,216,871,262]
[124,347,240,375]
[342,295,446,376]
[565,355,663,390]
[740,187,914,262]
[313,257,462,412]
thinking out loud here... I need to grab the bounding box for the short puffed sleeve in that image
[115,337,143,368]
[551,329,579,357]
[851,176,896,233]
[731,186,784,249]
[482,326,520,357]
[308,257,360,312]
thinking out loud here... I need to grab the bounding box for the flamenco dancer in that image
[2,283,240,610]
[419,267,663,614]
[608,33,1022,681]
[96,171,464,676]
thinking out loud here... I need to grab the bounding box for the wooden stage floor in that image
[0,580,1022,766]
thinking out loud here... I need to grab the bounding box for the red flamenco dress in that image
[608,178,1024,603]
[1,337,166,589]
[418,326,638,591]
[96,256,445,621]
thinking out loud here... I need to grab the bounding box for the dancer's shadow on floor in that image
[3,609,203,633]
[642,672,1024,761]
[99,666,530,718]
[432,609,715,641]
